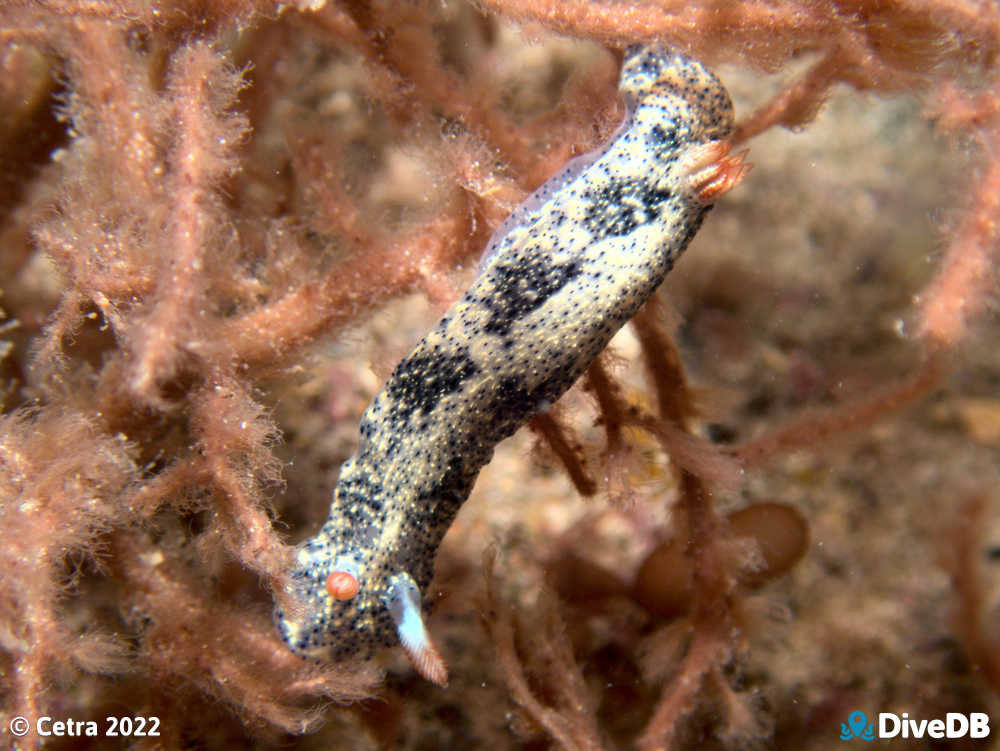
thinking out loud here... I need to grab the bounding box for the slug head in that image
[276,533,448,685]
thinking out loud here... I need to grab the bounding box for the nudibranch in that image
[277,44,748,685]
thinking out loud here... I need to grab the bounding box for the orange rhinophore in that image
[325,570,360,601]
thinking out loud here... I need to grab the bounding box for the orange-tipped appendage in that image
[684,139,753,203]
[326,570,360,600]
[401,634,449,687]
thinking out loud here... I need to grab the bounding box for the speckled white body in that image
[277,45,735,669]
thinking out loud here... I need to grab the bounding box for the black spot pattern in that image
[582,180,676,240]
[478,254,582,336]
[384,349,478,422]
[647,123,681,161]
[277,45,737,664]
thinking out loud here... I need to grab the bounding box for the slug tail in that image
[386,572,449,686]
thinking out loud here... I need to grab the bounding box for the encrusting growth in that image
[276,45,748,684]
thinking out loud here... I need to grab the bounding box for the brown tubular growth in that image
[1,0,998,748]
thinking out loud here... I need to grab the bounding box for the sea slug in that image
[277,44,748,685]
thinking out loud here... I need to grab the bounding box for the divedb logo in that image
[840,710,990,741]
